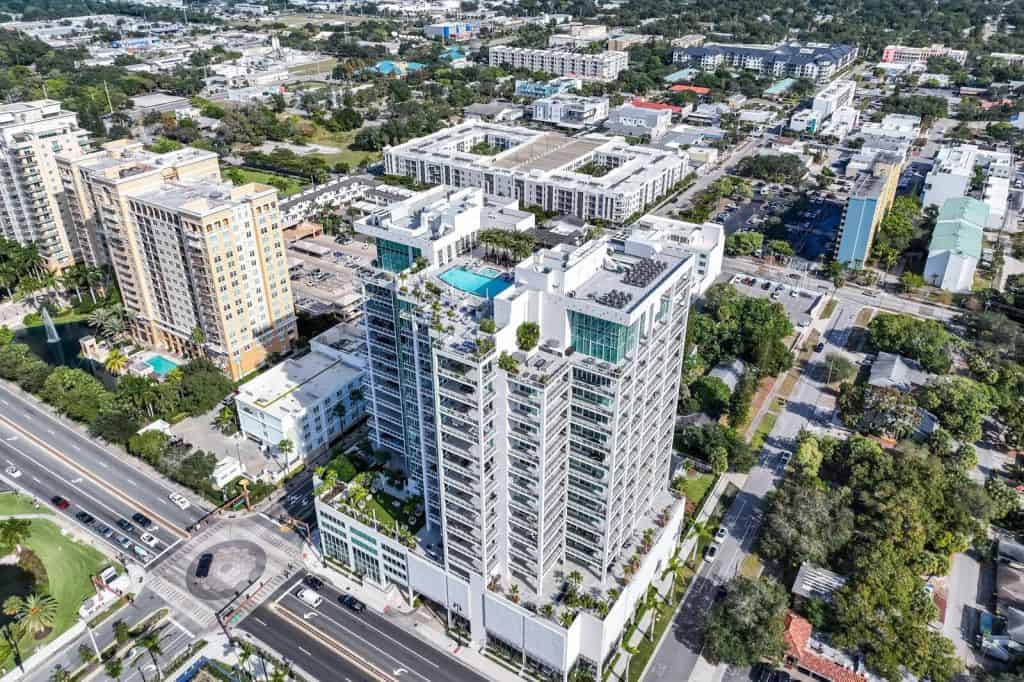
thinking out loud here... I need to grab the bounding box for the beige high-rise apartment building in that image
[59,140,297,379]
[0,100,89,269]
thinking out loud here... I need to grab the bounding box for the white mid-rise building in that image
[489,46,629,81]
[922,144,1013,229]
[857,113,922,143]
[236,324,367,463]
[623,214,723,296]
[531,94,610,129]
[0,100,89,269]
[812,79,856,118]
[384,122,689,224]
[316,186,694,680]
[547,23,608,48]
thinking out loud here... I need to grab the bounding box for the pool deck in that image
[129,350,185,380]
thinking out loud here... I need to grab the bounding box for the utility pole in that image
[103,81,115,114]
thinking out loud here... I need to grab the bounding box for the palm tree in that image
[105,658,124,680]
[237,640,254,678]
[215,406,238,434]
[269,669,287,682]
[137,629,164,680]
[104,348,129,375]
[566,569,583,595]
[14,593,58,637]
[48,665,71,682]
[84,266,104,303]
[2,595,21,618]
[277,439,294,462]
[686,521,714,561]
[660,553,687,600]
[190,327,206,358]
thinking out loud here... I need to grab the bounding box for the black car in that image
[116,518,135,534]
[339,594,366,613]
[131,512,154,529]
[196,553,213,579]
[75,511,95,525]
[814,342,825,353]
[305,575,324,591]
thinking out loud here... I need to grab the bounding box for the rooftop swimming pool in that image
[145,354,179,377]
[440,266,512,298]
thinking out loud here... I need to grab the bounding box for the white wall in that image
[924,250,976,292]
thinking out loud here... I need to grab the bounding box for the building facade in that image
[530,94,609,128]
[924,197,987,293]
[674,42,857,84]
[922,144,1013,230]
[237,324,366,462]
[489,46,628,82]
[514,77,582,99]
[316,186,694,679]
[881,44,967,66]
[423,22,474,41]
[383,122,689,224]
[0,100,89,269]
[835,155,902,268]
[58,140,296,379]
[605,104,672,140]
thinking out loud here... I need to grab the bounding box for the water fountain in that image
[40,307,60,344]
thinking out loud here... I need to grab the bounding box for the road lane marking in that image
[271,605,392,681]
[281,593,438,676]
[0,416,190,539]
[253,617,267,627]
[298,646,313,657]
[167,617,195,638]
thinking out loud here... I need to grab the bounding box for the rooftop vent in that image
[596,289,632,309]
[622,257,667,288]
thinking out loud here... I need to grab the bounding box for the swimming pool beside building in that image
[145,354,179,377]
[439,266,512,298]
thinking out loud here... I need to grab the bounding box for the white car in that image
[4,465,21,478]
[297,588,322,608]
[714,527,728,543]
[168,492,191,510]
[139,532,159,548]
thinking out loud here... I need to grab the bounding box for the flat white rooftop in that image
[237,351,362,420]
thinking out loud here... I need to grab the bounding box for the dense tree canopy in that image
[867,313,954,374]
[703,577,789,665]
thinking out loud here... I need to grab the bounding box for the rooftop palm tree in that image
[104,348,129,375]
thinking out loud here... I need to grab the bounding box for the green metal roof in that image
[929,197,987,260]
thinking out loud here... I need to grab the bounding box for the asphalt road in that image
[242,575,486,682]
[0,382,209,533]
[644,303,858,681]
[0,420,181,566]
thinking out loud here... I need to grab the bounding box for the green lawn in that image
[305,126,380,167]
[819,297,838,320]
[674,473,715,508]
[1,519,110,670]
[224,167,307,197]
[287,57,337,77]
[0,492,49,516]
[750,410,779,451]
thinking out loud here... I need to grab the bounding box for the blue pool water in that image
[440,267,512,298]
[146,354,179,377]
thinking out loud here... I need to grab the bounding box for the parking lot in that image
[288,235,373,315]
[727,272,825,328]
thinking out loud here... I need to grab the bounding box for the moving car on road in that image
[305,576,324,591]
[51,496,70,510]
[4,465,20,478]
[168,493,191,510]
[714,527,728,543]
[704,544,719,563]
[139,532,159,548]
[196,553,213,578]
[131,512,154,529]
[297,588,322,608]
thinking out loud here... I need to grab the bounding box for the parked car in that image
[704,544,719,563]
[305,575,324,591]
[75,511,95,525]
[133,545,151,560]
[116,535,132,549]
[814,342,825,353]
[139,532,159,548]
[116,518,135,534]
[339,594,366,613]
[51,496,70,510]
[714,527,728,543]
[196,553,213,578]
[96,525,114,539]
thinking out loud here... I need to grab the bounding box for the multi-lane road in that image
[240,574,487,682]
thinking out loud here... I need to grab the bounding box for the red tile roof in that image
[629,98,684,114]
[783,612,867,682]
[669,85,710,95]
